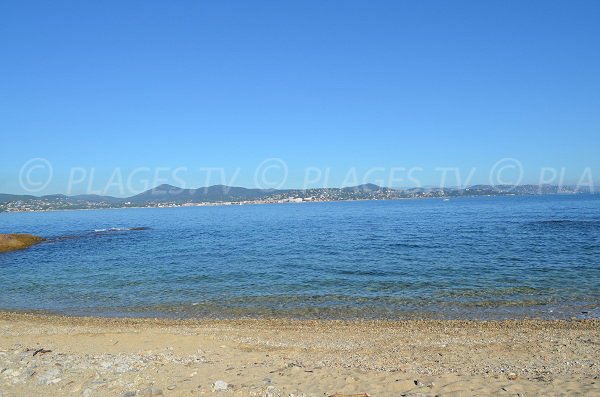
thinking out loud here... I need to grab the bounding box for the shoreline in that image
[0,197,416,214]
[2,192,590,214]
[1,303,598,323]
[0,196,426,214]
[3,309,599,326]
[1,311,598,396]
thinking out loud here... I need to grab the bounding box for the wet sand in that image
[0,312,598,396]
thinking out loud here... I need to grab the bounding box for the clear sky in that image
[1,0,599,196]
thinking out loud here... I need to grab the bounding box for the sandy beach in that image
[0,313,598,396]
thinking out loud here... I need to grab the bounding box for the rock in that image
[100,361,112,369]
[37,368,61,385]
[138,387,163,396]
[508,372,518,380]
[167,384,177,390]
[263,385,280,397]
[328,394,370,397]
[122,392,136,397]
[212,380,229,391]
[115,363,131,373]
[4,368,21,377]
[0,234,44,253]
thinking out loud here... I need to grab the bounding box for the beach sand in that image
[0,312,598,396]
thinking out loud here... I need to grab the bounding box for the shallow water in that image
[1,195,599,319]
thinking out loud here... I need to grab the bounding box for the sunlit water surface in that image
[1,195,599,320]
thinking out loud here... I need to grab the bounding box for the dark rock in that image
[0,234,44,253]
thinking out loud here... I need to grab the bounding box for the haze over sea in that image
[1,194,599,320]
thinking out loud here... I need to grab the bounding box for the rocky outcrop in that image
[0,234,44,253]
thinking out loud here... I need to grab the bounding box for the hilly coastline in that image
[0,184,594,212]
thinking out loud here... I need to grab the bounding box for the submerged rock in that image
[0,234,44,253]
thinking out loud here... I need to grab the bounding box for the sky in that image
[1,0,599,196]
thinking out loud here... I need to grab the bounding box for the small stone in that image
[8,368,22,377]
[167,384,177,390]
[212,380,229,391]
[138,387,163,396]
[100,361,112,369]
[37,368,61,385]
[508,372,518,380]
[122,392,136,397]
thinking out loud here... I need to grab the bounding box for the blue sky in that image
[1,0,599,195]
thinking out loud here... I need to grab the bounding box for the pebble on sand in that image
[138,387,163,396]
[212,380,229,391]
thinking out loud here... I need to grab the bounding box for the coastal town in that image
[0,184,592,212]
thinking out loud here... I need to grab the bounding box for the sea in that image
[1,194,599,320]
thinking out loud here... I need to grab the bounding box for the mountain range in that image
[0,183,387,204]
[0,183,594,206]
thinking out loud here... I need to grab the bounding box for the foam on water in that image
[94,227,150,232]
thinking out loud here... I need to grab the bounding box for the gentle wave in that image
[93,227,150,232]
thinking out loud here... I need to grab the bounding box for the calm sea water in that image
[1,195,599,320]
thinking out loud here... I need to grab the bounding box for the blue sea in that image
[1,195,599,320]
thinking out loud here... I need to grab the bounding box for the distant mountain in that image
[129,184,280,203]
[2,184,387,205]
[39,193,123,203]
[341,183,382,192]
[70,194,124,203]
[0,184,595,212]
[0,193,122,204]
[0,194,37,203]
